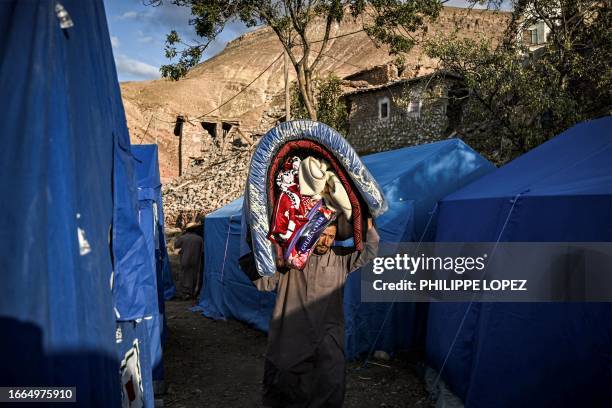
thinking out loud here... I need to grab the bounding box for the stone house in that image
[343,68,461,155]
[340,5,519,155]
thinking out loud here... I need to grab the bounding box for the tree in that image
[291,74,349,133]
[423,0,611,163]
[152,0,443,120]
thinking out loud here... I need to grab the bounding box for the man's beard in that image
[314,244,330,255]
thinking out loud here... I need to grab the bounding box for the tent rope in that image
[429,191,525,396]
[361,202,440,369]
[220,215,234,281]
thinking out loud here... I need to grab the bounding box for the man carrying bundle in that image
[247,217,379,407]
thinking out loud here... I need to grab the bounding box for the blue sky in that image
[103,0,505,83]
[103,0,250,82]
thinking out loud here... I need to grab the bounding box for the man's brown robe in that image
[174,231,203,298]
[253,227,380,407]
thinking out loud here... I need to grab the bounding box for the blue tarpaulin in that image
[427,117,612,407]
[132,145,176,301]
[132,145,174,384]
[113,141,157,402]
[197,139,495,358]
[113,135,157,322]
[344,139,495,358]
[198,198,277,331]
[0,0,142,405]
[116,321,154,407]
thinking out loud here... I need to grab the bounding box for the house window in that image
[407,99,421,118]
[530,29,539,45]
[378,97,390,120]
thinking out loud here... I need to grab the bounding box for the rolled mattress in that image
[243,120,387,277]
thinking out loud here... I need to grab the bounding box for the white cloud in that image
[115,54,160,80]
[137,35,154,44]
[117,11,138,20]
[111,36,120,48]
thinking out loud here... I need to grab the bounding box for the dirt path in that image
[162,299,431,408]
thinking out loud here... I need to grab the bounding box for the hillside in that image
[120,6,511,225]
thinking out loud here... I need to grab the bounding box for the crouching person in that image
[242,218,379,408]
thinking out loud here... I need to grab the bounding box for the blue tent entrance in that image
[427,117,612,407]
[196,139,495,358]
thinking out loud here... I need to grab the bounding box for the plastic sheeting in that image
[427,117,612,408]
[0,0,131,405]
[343,139,495,358]
[116,321,155,407]
[113,136,157,321]
[244,120,388,277]
[197,198,278,331]
[198,139,495,358]
[132,145,172,383]
[132,145,176,301]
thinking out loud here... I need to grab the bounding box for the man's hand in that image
[367,217,373,230]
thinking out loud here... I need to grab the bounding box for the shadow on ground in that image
[162,299,431,408]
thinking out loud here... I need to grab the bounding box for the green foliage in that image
[424,0,611,163]
[160,30,203,80]
[156,0,256,81]
[291,75,348,134]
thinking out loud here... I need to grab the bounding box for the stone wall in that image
[179,122,207,173]
[345,63,399,86]
[345,79,453,154]
[176,118,250,175]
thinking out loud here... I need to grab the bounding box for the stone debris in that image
[161,96,286,228]
[162,145,254,228]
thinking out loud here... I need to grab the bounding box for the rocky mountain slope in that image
[120,6,511,225]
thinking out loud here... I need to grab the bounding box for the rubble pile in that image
[161,97,289,228]
[162,146,254,227]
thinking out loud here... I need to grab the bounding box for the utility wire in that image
[129,29,367,129]
[190,29,367,122]
[293,28,366,46]
[319,52,367,70]
[136,113,154,144]
[192,52,284,121]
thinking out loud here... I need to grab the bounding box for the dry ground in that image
[161,298,431,408]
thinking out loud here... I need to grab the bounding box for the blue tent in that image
[113,135,156,407]
[116,321,155,406]
[427,117,612,407]
[344,139,495,358]
[132,145,176,301]
[197,139,495,358]
[132,144,176,386]
[113,138,157,322]
[198,198,278,331]
[0,0,151,405]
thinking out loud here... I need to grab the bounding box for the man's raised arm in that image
[348,218,380,273]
